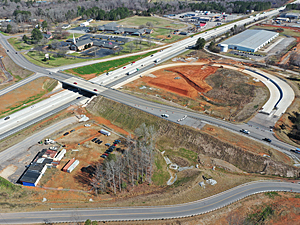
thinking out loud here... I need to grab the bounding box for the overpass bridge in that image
[51,73,107,95]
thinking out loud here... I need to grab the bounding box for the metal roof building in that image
[219,29,279,52]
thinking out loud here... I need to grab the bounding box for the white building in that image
[219,29,279,52]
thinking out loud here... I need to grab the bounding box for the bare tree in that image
[128,42,135,53]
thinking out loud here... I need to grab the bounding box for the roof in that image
[104,22,119,27]
[20,170,41,183]
[220,29,278,51]
[75,38,93,47]
[43,33,52,39]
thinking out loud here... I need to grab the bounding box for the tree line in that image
[85,123,157,195]
[0,0,286,27]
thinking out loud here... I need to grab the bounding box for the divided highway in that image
[1,5,300,224]
[0,181,299,224]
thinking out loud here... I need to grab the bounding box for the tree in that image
[6,24,11,33]
[41,20,48,32]
[31,28,43,43]
[195,37,205,50]
[22,34,29,43]
[128,42,135,53]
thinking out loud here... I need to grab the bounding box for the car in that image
[151,54,154,57]
[94,89,97,91]
[113,143,117,146]
[106,149,113,152]
[63,132,69,136]
[49,72,52,75]
[4,116,10,120]
[161,114,169,118]
[73,82,77,84]
[91,138,97,142]
[98,141,103,144]
[95,139,100,144]
[106,72,110,75]
[114,140,121,144]
[103,153,108,156]
[15,52,17,54]
[240,129,250,134]
[7,50,9,52]
[123,67,126,69]
[100,155,107,158]
[105,150,111,154]
[105,143,110,146]
[76,97,81,99]
[84,124,91,127]
[62,145,66,147]
[262,138,272,143]
[132,61,135,63]
[70,129,75,133]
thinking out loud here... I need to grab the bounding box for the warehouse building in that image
[218,29,279,52]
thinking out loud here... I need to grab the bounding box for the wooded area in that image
[0,0,287,26]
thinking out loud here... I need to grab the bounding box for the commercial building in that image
[218,29,279,52]
[98,22,153,36]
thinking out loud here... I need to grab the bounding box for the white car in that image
[161,114,169,118]
[84,124,91,127]
[240,129,250,134]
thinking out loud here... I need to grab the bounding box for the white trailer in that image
[54,149,66,161]
[154,58,161,63]
[100,129,111,136]
[67,160,79,173]
[126,70,136,75]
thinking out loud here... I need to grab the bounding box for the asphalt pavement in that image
[0,181,299,224]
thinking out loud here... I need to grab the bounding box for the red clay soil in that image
[0,77,48,114]
[145,65,217,98]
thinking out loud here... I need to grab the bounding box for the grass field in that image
[23,51,90,68]
[8,37,32,51]
[118,16,186,30]
[68,50,156,76]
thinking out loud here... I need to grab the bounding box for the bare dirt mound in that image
[148,65,217,98]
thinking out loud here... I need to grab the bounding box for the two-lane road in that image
[0,181,299,224]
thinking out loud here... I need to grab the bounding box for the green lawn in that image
[66,33,84,40]
[0,31,9,36]
[69,50,156,76]
[118,16,186,29]
[23,51,90,68]
[8,37,33,51]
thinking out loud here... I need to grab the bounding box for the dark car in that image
[95,139,100,144]
[63,132,69,136]
[262,138,272,143]
[91,138,97,142]
[15,52,17,54]
[4,116,10,120]
[98,141,103,144]
[70,129,75,133]
[105,143,110,146]
[7,50,9,52]
[100,155,107,158]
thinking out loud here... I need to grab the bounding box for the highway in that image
[0,5,297,156]
[0,181,299,224]
[1,5,300,224]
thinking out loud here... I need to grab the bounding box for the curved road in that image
[0,181,299,224]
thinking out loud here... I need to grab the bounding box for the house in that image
[43,33,52,39]
[80,22,89,27]
[62,24,71,29]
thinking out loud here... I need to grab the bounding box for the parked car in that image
[262,138,272,143]
[105,143,110,146]
[92,138,97,142]
[63,132,69,136]
[103,153,108,156]
[240,129,250,134]
[98,141,103,144]
[70,129,75,133]
[100,155,107,158]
